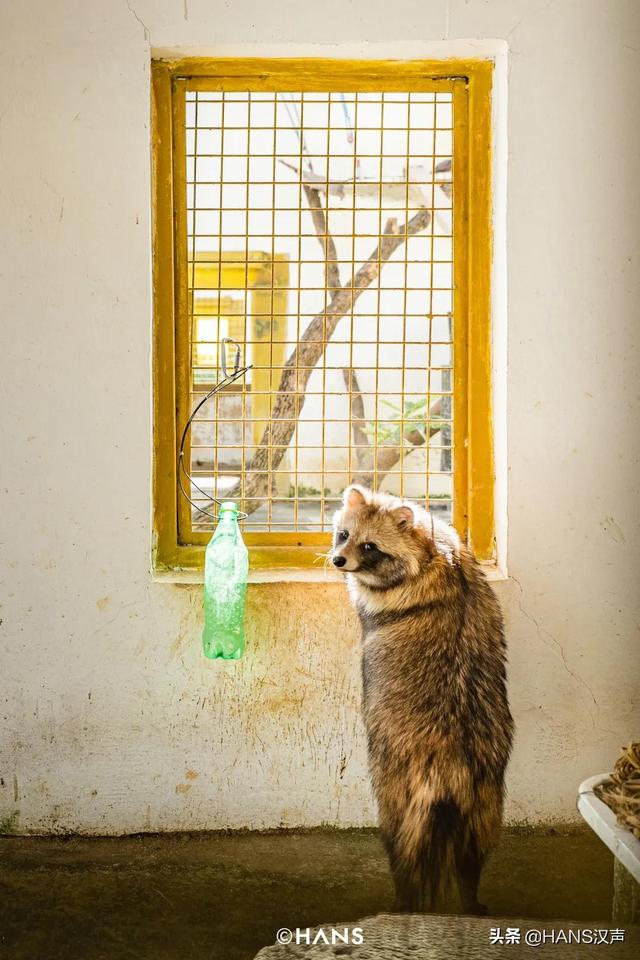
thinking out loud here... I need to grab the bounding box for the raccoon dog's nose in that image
[332,555,347,568]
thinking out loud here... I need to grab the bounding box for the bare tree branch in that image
[350,398,445,487]
[303,184,341,291]
[343,367,447,484]
[342,368,368,451]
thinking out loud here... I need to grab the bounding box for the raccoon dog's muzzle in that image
[331,553,358,571]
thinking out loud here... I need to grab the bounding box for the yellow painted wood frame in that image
[152,58,495,571]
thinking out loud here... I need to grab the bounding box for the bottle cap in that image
[219,500,238,515]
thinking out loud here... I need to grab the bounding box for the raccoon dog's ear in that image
[390,505,415,529]
[343,485,369,509]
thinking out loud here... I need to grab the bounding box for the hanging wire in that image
[339,93,362,179]
[279,93,315,174]
[178,337,252,522]
[338,93,354,144]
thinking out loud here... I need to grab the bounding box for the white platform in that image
[577,773,640,883]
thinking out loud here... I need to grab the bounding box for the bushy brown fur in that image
[332,485,513,914]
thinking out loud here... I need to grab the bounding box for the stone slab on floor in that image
[254,913,640,959]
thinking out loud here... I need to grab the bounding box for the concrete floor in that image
[0,827,614,960]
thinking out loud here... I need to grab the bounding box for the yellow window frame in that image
[151,58,495,571]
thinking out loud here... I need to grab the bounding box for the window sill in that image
[479,561,508,581]
[151,566,344,585]
[151,561,507,585]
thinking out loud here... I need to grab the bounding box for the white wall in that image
[1,0,638,833]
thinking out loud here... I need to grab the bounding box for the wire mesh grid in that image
[184,90,454,534]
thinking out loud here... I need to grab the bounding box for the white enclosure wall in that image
[1,0,639,833]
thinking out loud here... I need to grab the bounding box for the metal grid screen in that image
[184,89,454,535]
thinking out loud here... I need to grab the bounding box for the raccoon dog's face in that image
[331,485,424,589]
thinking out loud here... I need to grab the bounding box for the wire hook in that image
[177,338,252,522]
[220,336,241,378]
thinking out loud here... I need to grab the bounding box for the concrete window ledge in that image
[151,567,343,585]
[152,562,507,585]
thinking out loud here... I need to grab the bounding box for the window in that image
[152,59,494,570]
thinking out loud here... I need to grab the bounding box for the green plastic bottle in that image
[202,501,249,660]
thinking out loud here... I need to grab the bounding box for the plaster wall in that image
[1,0,638,833]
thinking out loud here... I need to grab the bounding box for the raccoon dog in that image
[332,485,513,914]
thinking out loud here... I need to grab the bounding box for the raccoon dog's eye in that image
[339,530,349,541]
[363,542,377,552]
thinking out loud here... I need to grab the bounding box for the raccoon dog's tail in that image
[390,798,462,911]
[421,799,462,909]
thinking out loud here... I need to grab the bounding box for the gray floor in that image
[0,827,614,960]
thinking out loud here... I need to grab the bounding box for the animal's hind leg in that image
[391,857,426,913]
[381,832,425,913]
[454,829,488,916]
